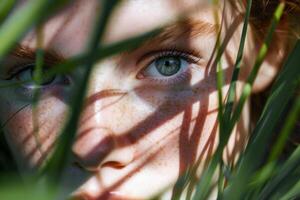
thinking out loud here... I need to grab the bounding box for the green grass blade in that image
[0,177,54,200]
[214,0,224,136]
[31,25,45,168]
[41,0,120,183]
[246,2,285,83]
[0,80,28,88]
[268,94,300,162]
[192,145,224,200]
[222,38,300,200]
[0,28,162,90]
[258,145,300,200]
[279,178,300,200]
[248,162,276,191]
[31,49,44,162]
[191,1,253,199]
[222,0,252,122]
[47,27,162,76]
[191,1,225,199]
[217,162,226,199]
[226,2,285,138]
[0,0,16,24]
[0,0,72,60]
[0,0,50,58]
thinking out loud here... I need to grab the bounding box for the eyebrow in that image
[10,44,65,66]
[145,18,218,45]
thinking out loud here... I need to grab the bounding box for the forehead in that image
[104,0,217,42]
[18,0,223,57]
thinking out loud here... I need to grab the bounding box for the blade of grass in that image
[37,1,121,199]
[0,80,28,88]
[32,25,45,168]
[46,27,162,76]
[214,0,225,198]
[248,162,276,190]
[0,0,72,60]
[214,0,224,136]
[223,38,300,200]
[258,145,300,200]
[0,175,55,200]
[0,28,162,90]
[171,166,193,200]
[219,6,286,198]
[41,0,120,182]
[191,1,253,199]
[217,162,225,200]
[190,1,225,199]
[266,166,300,200]
[0,0,51,59]
[279,178,300,200]
[222,0,252,122]
[175,2,225,199]
[0,0,16,25]
[227,2,285,138]
[268,94,300,162]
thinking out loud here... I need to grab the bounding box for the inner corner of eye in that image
[136,71,146,79]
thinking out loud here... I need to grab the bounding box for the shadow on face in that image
[0,0,254,199]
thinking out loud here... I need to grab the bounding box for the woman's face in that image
[0,0,258,199]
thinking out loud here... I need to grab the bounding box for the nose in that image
[72,63,134,171]
[72,108,134,171]
[73,126,134,171]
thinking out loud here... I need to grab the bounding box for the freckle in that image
[192,88,198,94]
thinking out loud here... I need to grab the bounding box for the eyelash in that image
[5,63,32,80]
[151,49,200,63]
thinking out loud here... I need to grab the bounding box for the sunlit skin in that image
[0,0,285,199]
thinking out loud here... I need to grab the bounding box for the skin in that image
[0,0,284,199]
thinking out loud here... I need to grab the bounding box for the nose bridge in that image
[72,127,115,169]
[72,60,134,170]
[82,59,125,127]
[86,59,116,97]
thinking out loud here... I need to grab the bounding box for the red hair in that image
[229,0,300,41]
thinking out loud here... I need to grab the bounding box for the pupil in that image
[155,57,181,76]
[165,60,171,66]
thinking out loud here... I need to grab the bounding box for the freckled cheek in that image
[145,134,180,173]
[135,103,218,174]
[134,88,199,111]
[2,99,68,168]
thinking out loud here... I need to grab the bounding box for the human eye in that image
[7,63,71,98]
[137,50,200,85]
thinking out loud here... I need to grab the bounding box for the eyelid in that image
[5,62,50,81]
[136,47,202,67]
[5,45,65,76]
